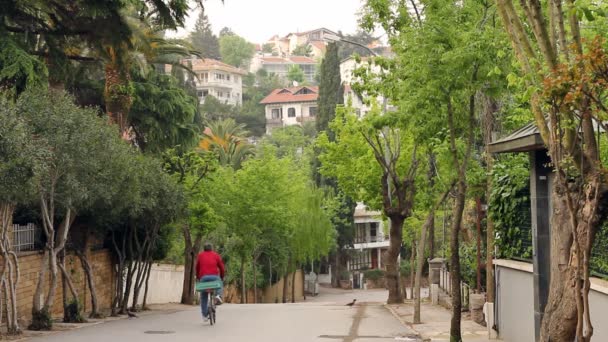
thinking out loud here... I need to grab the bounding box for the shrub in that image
[363,268,385,281]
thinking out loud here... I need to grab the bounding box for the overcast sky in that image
[168,0,369,43]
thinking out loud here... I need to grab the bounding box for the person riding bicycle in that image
[196,242,225,320]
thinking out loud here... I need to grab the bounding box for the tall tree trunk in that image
[121,260,134,314]
[142,262,153,310]
[416,185,453,325]
[282,256,291,303]
[181,228,202,305]
[428,214,436,260]
[0,203,21,334]
[291,268,297,303]
[539,180,608,342]
[482,96,498,304]
[331,252,340,288]
[252,255,258,303]
[485,158,495,303]
[302,268,306,300]
[240,254,246,304]
[409,240,416,300]
[76,250,100,318]
[111,230,126,316]
[475,198,483,293]
[104,64,132,137]
[450,180,467,342]
[386,215,405,304]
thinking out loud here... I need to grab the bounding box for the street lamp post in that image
[323,34,379,57]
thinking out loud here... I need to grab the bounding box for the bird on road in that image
[346,299,356,307]
[127,311,138,318]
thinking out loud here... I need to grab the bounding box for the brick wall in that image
[13,249,114,323]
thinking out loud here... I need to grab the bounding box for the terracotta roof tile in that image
[260,86,319,105]
[310,41,327,51]
[187,58,248,75]
[288,56,316,64]
[260,57,287,63]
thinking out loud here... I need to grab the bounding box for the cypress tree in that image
[314,42,353,288]
[316,42,343,139]
[189,12,221,60]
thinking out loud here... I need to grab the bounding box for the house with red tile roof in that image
[260,86,319,133]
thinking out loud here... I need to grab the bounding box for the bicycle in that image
[196,279,223,325]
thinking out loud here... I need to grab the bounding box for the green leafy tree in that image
[287,64,305,84]
[162,149,219,305]
[130,70,199,153]
[189,11,221,60]
[314,41,351,289]
[318,105,419,303]
[316,42,343,136]
[219,27,235,37]
[262,43,274,54]
[15,89,134,329]
[219,34,255,68]
[0,36,47,100]
[199,119,254,170]
[337,30,380,60]
[292,44,313,57]
[0,99,36,334]
[495,1,608,340]
[362,0,508,337]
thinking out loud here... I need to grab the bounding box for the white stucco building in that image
[264,28,336,59]
[340,56,393,117]
[260,86,318,133]
[249,56,318,84]
[186,58,248,106]
[349,203,389,272]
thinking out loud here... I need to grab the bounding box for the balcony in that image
[296,116,316,123]
[266,118,283,126]
[352,235,390,250]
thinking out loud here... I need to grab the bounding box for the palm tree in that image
[199,119,254,169]
[98,10,200,137]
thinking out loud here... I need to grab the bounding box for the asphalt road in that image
[28,288,419,342]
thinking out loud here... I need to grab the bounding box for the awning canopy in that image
[488,122,545,153]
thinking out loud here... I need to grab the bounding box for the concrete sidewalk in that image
[387,300,500,342]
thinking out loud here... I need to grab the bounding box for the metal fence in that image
[12,223,38,252]
[591,222,608,278]
[438,264,470,311]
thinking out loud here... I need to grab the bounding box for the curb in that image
[384,304,429,342]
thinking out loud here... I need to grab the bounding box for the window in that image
[227,75,231,81]
[309,107,317,116]
[349,250,371,271]
[226,92,231,98]
[370,222,378,242]
[197,90,203,97]
[202,90,209,97]
[288,108,296,117]
[218,91,223,98]
[354,223,366,244]
[271,108,282,119]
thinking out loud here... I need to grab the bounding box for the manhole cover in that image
[144,330,175,335]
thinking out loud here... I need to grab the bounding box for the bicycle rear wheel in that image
[208,292,216,325]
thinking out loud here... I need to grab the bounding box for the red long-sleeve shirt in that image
[196,250,225,280]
